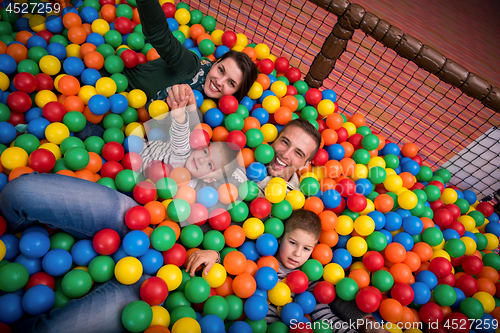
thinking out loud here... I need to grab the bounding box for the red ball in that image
[162,2,176,18]
[461,255,484,275]
[133,181,157,205]
[438,272,456,287]
[285,67,301,84]
[444,204,461,220]
[100,161,124,180]
[258,59,274,75]
[28,148,56,173]
[136,52,147,65]
[476,202,494,217]
[433,208,453,228]
[428,257,452,278]
[121,152,143,172]
[226,130,246,150]
[221,31,237,48]
[147,162,171,184]
[13,72,38,93]
[7,91,32,113]
[313,281,336,304]
[390,282,414,306]
[412,155,423,165]
[447,220,465,237]
[189,129,210,149]
[162,243,187,267]
[93,228,121,255]
[8,112,25,127]
[114,17,132,35]
[419,302,443,325]
[36,30,53,44]
[187,203,208,226]
[0,216,6,237]
[304,88,322,105]
[286,270,309,294]
[209,208,231,231]
[219,95,239,115]
[455,274,479,297]
[317,119,327,133]
[274,57,289,73]
[331,197,346,215]
[429,199,445,211]
[410,182,425,191]
[347,133,363,150]
[346,193,367,213]
[335,178,356,197]
[140,277,169,306]
[355,287,382,313]
[120,49,138,68]
[101,141,125,162]
[286,85,297,96]
[125,205,151,230]
[311,148,328,166]
[99,0,115,5]
[362,251,384,272]
[336,127,349,143]
[42,101,66,122]
[249,197,272,219]
[35,73,54,91]
[429,180,445,194]
[451,255,464,268]
[444,312,470,333]
[24,272,56,291]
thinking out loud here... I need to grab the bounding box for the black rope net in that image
[184,0,500,202]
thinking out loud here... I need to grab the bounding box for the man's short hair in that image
[280,119,321,161]
[283,209,322,240]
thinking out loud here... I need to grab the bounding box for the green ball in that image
[412,233,422,244]
[468,210,485,227]
[104,55,124,74]
[371,270,394,292]
[105,30,122,48]
[0,21,12,34]
[271,199,292,220]
[421,206,434,219]
[434,168,451,183]
[199,39,215,56]
[172,30,186,44]
[0,35,14,46]
[170,305,196,327]
[352,149,370,165]
[0,10,17,24]
[460,297,484,319]
[361,134,379,151]
[165,291,191,312]
[366,231,388,251]
[444,239,466,258]
[64,147,90,171]
[0,103,10,122]
[127,0,137,6]
[383,154,399,169]
[82,0,100,11]
[202,230,225,252]
[224,113,244,132]
[295,94,306,111]
[413,189,427,203]
[127,32,145,50]
[254,144,274,164]
[115,169,142,192]
[96,177,117,190]
[228,200,249,222]
[239,180,260,201]
[422,227,443,246]
[0,262,29,292]
[301,259,323,281]
[300,106,318,120]
[52,158,69,173]
[416,165,433,182]
[245,318,267,333]
[28,46,49,63]
[267,321,289,333]
[88,255,115,283]
[116,4,133,18]
[335,277,358,301]
[141,42,154,55]
[483,253,500,270]
[63,111,87,132]
[150,226,177,251]
[264,217,284,239]
[455,198,470,215]
[429,175,444,184]
[50,35,68,46]
[245,128,264,148]
[189,9,203,24]
[367,166,386,184]
[177,270,192,292]
[61,269,93,298]
[121,107,138,124]
[300,177,320,196]
[308,120,319,130]
[433,284,456,307]
[475,233,488,251]
[167,198,191,222]
[121,301,153,333]
[14,133,40,155]
[201,15,216,32]
[225,295,244,320]
[84,135,105,155]
[366,191,378,202]
[356,126,371,136]
[96,43,115,59]
[180,224,203,248]
[184,276,211,303]
[293,81,308,95]
[60,136,85,155]
[54,289,71,309]
[277,76,290,85]
[424,184,441,202]
[156,177,178,199]
[342,209,358,221]
[103,127,125,144]
[409,201,425,217]
[103,113,125,130]
[203,295,229,320]
[50,232,75,252]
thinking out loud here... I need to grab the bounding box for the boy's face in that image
[185,144,225,180]
[279,228,319,269]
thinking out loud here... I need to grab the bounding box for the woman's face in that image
[203,57,243,99]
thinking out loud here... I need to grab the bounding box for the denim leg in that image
[0,173,138,239]
[73,121,105,141]
[10,275,150,333]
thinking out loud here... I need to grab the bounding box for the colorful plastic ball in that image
[150,226,176,251]
[123,230,151,257]
[121,300,154,333]
[460,297,485,320]
[21,284,55,316]
[18,230,50,259]
[0,262,30,292]
[255,266,278,291]
[140,277,168,306]
[41,249,73,277]
[246,162,267,182]
[61,269,93,299]
[93,228,121,255]
[255,233,278,257]
[115,257,143,285]
[184,276,211,303]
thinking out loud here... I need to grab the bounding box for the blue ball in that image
[325,144,345,161]
[42,249,73,276]
[394,208,411,219]
[443,228,460,241]
[294,291,316,314]
[322,189,341,209]
[240,96,255,111]
[46,42,67,61]
[267,75,277,86]
[402,216,423,235]
[88,94,110,115]
[86,32,105,47]
[80,6,99,24]
[0,173,7,193]
[14,17,30,32]
[15,254,43,275]
[19,231,50,259]
[456,190,464,200]
[488,212,499,223]
[258,90,276,104]
[204,108,224,128]
[393,232,414,251]
[0,54,17,74]
[485,222,500,237]
[25,107,43,123]
[9,80,17,93]
[22,284,55,316]
[123,135,144,154]
[0,121,17,144]
[146,128,169,142]
[401,160,420,176]
[228,321,252,333]
[379,229,393,244]
[251,108,269,126]
[238,240,259,261]
[255,233,278,256]
[71,239,98,266]
[112,245,128,263]
[196,186,219,208]
[122,230,150,257]
[321,89,337,103]
[27,36,47,49]
[193,89,204,108]
[1,91,10,105]
[415,270,438,290]
[109,94,128,114]
[183,39,195,49]
[214,45,230,59]
[280,302,304,327]
[166,17,179,31]
[0,294,24,324]
[463,231,477,243]
[81,68,102,86]
[253,288,267,298]
[244,295,269,321]
[355,178,372,196]
[63,57,85,76]
[138,249,163,275]
[255,266,278,291]
[0,233,20,261]
[474,314,496,333]
[45,15,63,33]
[332,248,352,269]
[381,142,400,156]
[451,287,466,309]
[199,314,225,333]
[384,212,403,231]
[410,281,431,305]
[62,6,79,15]
[463,190,477,205]
[246,162,267,182]
[368,211,385,230]
[335,234,350,249]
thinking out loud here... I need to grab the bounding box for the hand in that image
[167,84,196,108]
[184,250,219,277]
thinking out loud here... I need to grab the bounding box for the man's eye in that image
[208,163,213,170]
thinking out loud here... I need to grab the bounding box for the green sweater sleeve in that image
[136,0,200,76]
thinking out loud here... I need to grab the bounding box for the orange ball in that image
[274,107,292,125]
[242,117,261,133]
[326,113,343,130]
[412,242,433,262]
[477,277,496,296]
[257,256,280,272]
[83,106,105,124]
[174,186,196,204]
[7,43,28,63]
[415,261,431,275]
[218,183,238,204]
[477,266,500,283]
[189,24,206,41]
[15,31,32,46]
[62,12,82,28]
[74,169,95,182]
[144,325,171,333]
[303,196,324,215]
[311,243,333,265]
[101,4,117,23]
[8,166,34,181]
[84,51,105,70]
[324,160,342,178]
[490,307,500,322]
[400,306,415,325]
[401,142,419,158]
[402,251,421,272]
[57,169,76,178]
[0,41,6,54]
[349,269,370,289]
[244,259,258,276]
[232,273,256,298]
[144,201,166,225]
[399,172,416,189]
[340,142,354,158]
[212,126,229,141]
[80,43,97,58]
[390,263,412,284]
[196,33,213,45]
[319,211,338,231]
[238,148,255,168]
[215,276,234,297]
[68,26,87,45]
[224,225,246,248]
[321,129,338,146]
[132,7,141,24]
[82,23,92,36]
[158,221,180,240]
[384,243,407,263]
[256,73,271,90]
[379,298,403,323]
[63,95,85,113]
[58,75,81,96]
[374,194,394,213]
[242,47,257,61]
[339,158,355,176]
[319,230,338,247]
[170,167,191,187]
[280,96,298,112]
[319,178,336,192]
[142,226,154,238]
[421,217,435,230]
[84,152,103,173]
[223,251,247,275]
[137,107,150,122]
[349,113,366,128]
[147,48,160,61]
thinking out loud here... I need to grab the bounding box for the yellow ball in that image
[211,30,224,45]
[171,317,201,333]
[342,122,357,138]
[359,199,375,215]
[200,99,216,115]
[323,263,345,285]
[125,122,145,138]
[354,216,375,236]
[157,264,182,291]
[78,85,98,105]
[270,81,287,98]
[317,99,335,116]
[178,25,190,39]
[311,166,325,181]
[66,44,81,58]
[431,239,445,251]
[352,164,368,181]
[40,143,62,160]
[45,122,70,145]
[247,81,263,100]
[285,190,305,210]
[1,147,29,170]
[384,323,403,333]
[268,177,287,187]
[203,263,227,288]
[265,181,287,203]
[336,215,354,236]
[161,199,172,211]
[485,233,499,250]
[235,33,248,48]
[473,291,495,313]
[398,190,418,210]
[441,188,458,204]
[231,45,244,52]
[268,282,291,306]
[0,240,5,261]
[266,54,277,63]
[39,55,61,76]
[91,18,110,36]
[261,123,278,142]
[255,43,270,60]
[458,215,476,232]
[35,90,58,108]
[29,14,46,32]
[367,156,386,169]
[114,257,143,285]
[174,8,191,25]
[385,168,397,177]
[150,305,170,328]
[384,174,403,192]
[149,100,170,119]
[0,72,9,92]
[350,261,368,273]
[96,77,117,97]
[243,217,265,239]
[299,171,318,182]
[54,74,67,92]
[347,236,368,257]
[128,89,147,109]
[461,236,477,255]
[262,95,280,113]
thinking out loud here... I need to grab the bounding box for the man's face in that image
[268,125,318,181]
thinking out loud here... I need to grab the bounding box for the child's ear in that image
[203,178,217,183]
